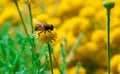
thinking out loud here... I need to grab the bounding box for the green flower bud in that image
[103,2,115,9]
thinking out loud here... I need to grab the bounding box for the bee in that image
[34,19,54,36]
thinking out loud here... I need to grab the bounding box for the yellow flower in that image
[112,6,120,18]
[0,6,21,26]
[67,0,83,9]
[110,54,120,73]
[0,17,5,27]
[103,71,114,74]
[56,1,72,17]
[66,31,76,52]
[8,0,18,2]
[79,17,91,32]
[93,69,106,74]
[53,68,60,74]
[61,17,91,37]
[18,0,32,4]
[110,18,120,30]
[95,49,107,67]
[95,9,106,28]
[9,28,15,38]
[87,0,102,10]
[91,29,106,49]
[79,6,96,18]
[35,14,49,23]
[75,41,98,59]
[47,17,62,28]
[117,63,120,74]
[67,66,86,74]
[46,5,55,16]
[31,6,41,16]
[36,30,57,43]
[110,27,120,50]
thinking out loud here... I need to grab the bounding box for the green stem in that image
[47,43,53,74]
[28,4,33,34]
[14,2,35,73]
[67,33,83,63]
[107,9,110,74]
[14,2,29,36]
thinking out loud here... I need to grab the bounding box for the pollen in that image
[36,31,57,43]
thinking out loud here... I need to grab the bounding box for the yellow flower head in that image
[79,6,96,18]
[93,69,106,74]
[35,14,49,23]
[36,30,57,43]
[110,54,120,73]
[67,66,86,74]
[8,0,18,2]
[117,63,120,74]
[95,9,106,28]
[95,49,107,67]
[0,6,21,26]
[47,17,61,28]
[110,27,120,49]
[56,1,72,16]
[18,0,32,4]
[91,29,106,49]
[110,18,120,30]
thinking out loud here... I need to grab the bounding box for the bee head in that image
[49,24,54,30]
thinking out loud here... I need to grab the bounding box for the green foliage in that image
[0,23,50,74]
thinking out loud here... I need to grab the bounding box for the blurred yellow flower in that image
[0,6,21,26]
[95,9,106,28]
[18,0,32,4]
[67,66,86,74]
[31,6,42,17]
[75,41,98,59]
[117,63,120,74]
[110,27,120,50]
[9,28,15,38]
[61,17,91,37]
[79,7,96,18]
[93,69,106,74]
[110,54,120,73]
[110,18,120,30]
[56,1,72,17]
[66,31,76,52]
[95,49,107,67]
[79,17,91,32]
[53,68,60,74]
[47,17,62,28]
[103,72,113,74]
[91,29,106,49]
[87,0,102,10]
[0,17,5,26]
[35,14,49,23]
[67,0,83,9]
[112,6,120,18]
[46,5,55,16]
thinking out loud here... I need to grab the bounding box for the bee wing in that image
[33,19,43,24]
[33,19,44,31]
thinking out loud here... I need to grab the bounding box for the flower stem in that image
[14,2,35,73]
[27,4,36,73]
[28,4,33,34]
[107,9,110,74]
[47,43,53,74]
[14,2,29,36]
[67,33,83,63]
[103,2,115,74]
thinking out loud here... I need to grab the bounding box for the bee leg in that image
[44,31,46,34]
[38,31,43,36]
[48,31,51,33]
